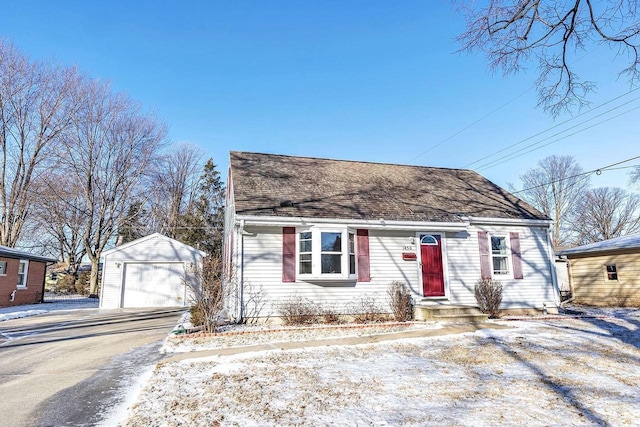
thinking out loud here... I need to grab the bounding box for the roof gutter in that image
[235,215,470,231]
[468,216,554,227]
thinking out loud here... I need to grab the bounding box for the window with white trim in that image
[297,228,356,279]
[17,260,28,288]
[490,236,510,277]
[0,261,7,275]
[605,264,618,281]
[299,231,312,274]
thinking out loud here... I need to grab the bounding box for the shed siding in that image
[568,252,640,306]
[239,224,555,319]
[101,258,124,309]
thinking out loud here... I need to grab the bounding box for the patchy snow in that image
[0,299,99,322]
[162,321,443,354]
[122,306,640,426]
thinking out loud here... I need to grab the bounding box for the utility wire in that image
[406,86,533,164]
[511,155,640,195]
[476,104,640,171]
[464,87,640,168]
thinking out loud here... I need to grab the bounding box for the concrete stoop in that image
[413,302,489,322]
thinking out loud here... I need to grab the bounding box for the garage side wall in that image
[100,255,123,309]
[568,251,640,306]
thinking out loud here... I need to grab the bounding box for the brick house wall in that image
[0,257,46,308]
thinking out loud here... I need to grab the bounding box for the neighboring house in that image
[558,233,640,307]
[100,233,206,309]
[0,246,57,308]
[223,151,560,322]
[45,262,103,293]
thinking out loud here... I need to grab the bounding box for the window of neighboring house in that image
[297,229,357,279]
[0,261,6,275]
[50,272,58,281]
[491,235,510,276]
[605,264,618,281]
[17,260,28,288]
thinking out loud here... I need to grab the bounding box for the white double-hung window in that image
[298,228,356,280]
[17,260,28,288]
[490,235,510,277]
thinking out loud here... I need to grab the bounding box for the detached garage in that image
[100,233,207,309]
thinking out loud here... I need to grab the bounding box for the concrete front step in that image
[413,303,489,322]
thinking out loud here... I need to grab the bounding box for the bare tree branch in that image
[457,0,640,115]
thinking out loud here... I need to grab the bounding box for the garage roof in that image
[558,233,640,256]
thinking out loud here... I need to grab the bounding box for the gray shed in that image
[100,233,206,309]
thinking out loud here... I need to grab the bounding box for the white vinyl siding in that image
[446,225,554,309]
[238,223,556,318]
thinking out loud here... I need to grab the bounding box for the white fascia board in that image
[468,216,554,227]
[235,215,469,231]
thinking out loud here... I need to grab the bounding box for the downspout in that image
[546,227,561,310]
[238,219,245,323]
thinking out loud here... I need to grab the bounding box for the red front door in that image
[420,234,445,297]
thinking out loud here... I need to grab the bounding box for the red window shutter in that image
[510,232,524,280]
[356,229,370,282]
[478,231,491,280]
[282,227,296,283]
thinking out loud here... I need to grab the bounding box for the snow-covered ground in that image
[122,306,640,426]
[0,298,99,322]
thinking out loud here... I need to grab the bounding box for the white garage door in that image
[122,263,186,308]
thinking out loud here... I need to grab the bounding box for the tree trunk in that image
[89,257,100,296]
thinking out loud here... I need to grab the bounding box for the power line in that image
[464,87,640,168]
[511,155,640,195]
[476,104,640,171]
[406,86,533,164]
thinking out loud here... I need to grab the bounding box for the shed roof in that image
[229,151,549,222]
[0,246,57,263]
[558,233,640,256]
[102,233,207,258]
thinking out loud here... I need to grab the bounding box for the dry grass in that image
[126,316,640,426]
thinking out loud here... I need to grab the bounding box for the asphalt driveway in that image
[0,307,184,427]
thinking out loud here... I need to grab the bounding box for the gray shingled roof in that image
[558,233,640,256]
[0,246,57,263]
[230,151,549,222]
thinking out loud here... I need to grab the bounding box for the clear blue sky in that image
[2,1,638,192]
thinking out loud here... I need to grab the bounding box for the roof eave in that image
[235,214,470,231]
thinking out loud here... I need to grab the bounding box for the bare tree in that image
[0,40,79,247]
[32,173,87,273]
[571,187,640,244]
[516,155,590,249]
[186,256,229,333]
[631,166,640,185]
[57,79,166,295]
[457,1,640,115]
[146,143,203,239]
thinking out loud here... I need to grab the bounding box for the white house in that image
[223,151,560,321]
[100,233,207,309]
